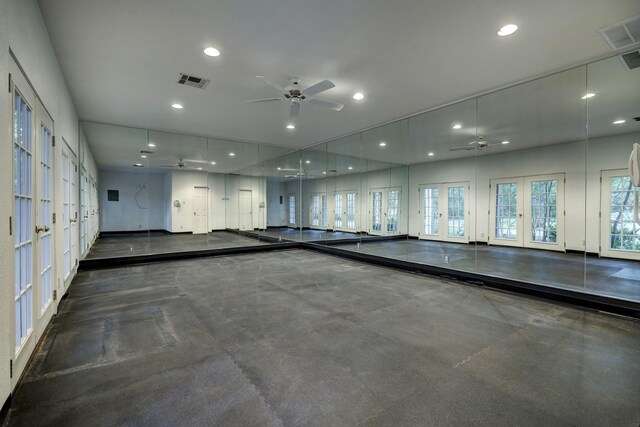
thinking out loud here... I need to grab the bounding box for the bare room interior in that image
[1,0,640,425]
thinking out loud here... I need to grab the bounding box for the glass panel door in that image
[489,178,524,247]
[524,174,564,251]
[601,170,640,260]
[370,190,383,235]
[386,189,400,234]
[62,150,70,279]
[38,122,54,313]
[345,192,357,231]
[419,185,440,240]
[311,194,320,227]
[334,193,343,230]
[443,182,469,243]
[321,194,327,227]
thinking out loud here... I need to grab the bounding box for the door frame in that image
[309,192,327,230]
[489,177,524,247]
[523,173,565,252]
[369,187,401,236]
[442,182,470,243]
[192,186,209,234]
[238,189,253,231]
[600,169,640,260]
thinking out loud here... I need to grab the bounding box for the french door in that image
[334,191,357,232]
[489,174,565,251]
[61,145,78,284]
[11,62,56,382]
[310,193,327,229]
[600,170,640,260]
[418,182,469,243]
[80,169,88,255]
[369,187,401,236]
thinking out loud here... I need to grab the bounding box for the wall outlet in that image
[444,255,450,264]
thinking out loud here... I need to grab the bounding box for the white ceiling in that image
[40,0,640,150]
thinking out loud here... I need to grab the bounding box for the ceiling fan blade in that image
[256,76,285,93]
[157,164,178,168]
[290,102,300,117]
[301,79,335,97]
[449,146,476,151]
[308,98,344,111]
[183,159,209,164]
[246,98,283,103]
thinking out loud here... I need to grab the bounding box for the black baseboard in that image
[99,229,168,237]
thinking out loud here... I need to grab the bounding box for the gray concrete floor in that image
[7,250,640,426]
[335,239,640,303]
[86,231,269,259]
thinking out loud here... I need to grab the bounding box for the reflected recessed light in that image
[286,123,295,130]
[348,166,353,170]
[501,140,510,144]
[141,155,147,158]
[277,167,282,170]
[133,163,144,168]
[203,47,221,57]
[322,171,327,175]
[148,143,156,147]
[211,161,216,165]
[428,152,434,156]
[305,160,311,164]
[171,103,183,109]
[379,141,386,147]
[581,93,595,100]
[613,119,626,125]
[197,167,203,170]
[353,92,364,100]
[498,24,518,36]
[452,123,462,130]
[229,152,235,156]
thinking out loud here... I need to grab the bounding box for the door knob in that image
[70,219,77,223]
[35,225,50,233]
[519,213,523,218]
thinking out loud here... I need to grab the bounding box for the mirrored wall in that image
[79,51,640,305]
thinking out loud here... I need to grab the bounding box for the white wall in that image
[0,0,99,400]
[99,170,165,231]
[267,179,287,227]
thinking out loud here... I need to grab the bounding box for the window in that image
[289,194,296,225]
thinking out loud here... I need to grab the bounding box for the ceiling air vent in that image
[599,15,640,50]
[619,50,640,70]
[177,73,210,89]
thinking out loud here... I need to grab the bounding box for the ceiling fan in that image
[157,158,208,170]
[449,136,502,151]
[284,170,316,179]
[247,76,344,117]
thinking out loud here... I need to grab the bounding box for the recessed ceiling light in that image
[286,123,295,130]
[501,140,510,144]
[498,24,518,36]
[305,160,311,164]
[379,141,386,147]
[203,47,221,57]
[581,93,595,100]
[229,152,235,156]
[141,155,147,158]
[171,103,183,109]
[613,119,626,125]
[353,92,364,100]
[133,163,144,168]
[428,152,434,156]
[348,166,353,170]
[197,167,203,170]
[452,123,462,130]
[277,167,282,170]
[322,171,327,175]
[210,161,216,165]
[148,143,156,147]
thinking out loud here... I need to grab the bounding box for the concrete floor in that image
[86,231,269,259]
[7,250,640,426]
[335,239,640,303]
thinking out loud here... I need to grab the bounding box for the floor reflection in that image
[86,231,269,259]
[335,240,640,302]
[248,228,404,242]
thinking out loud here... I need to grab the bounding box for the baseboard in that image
[99,229,168,236]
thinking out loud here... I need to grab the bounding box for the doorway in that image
[310,193,327,229]
[239,189,253,231]
[369,187,401,236]
[600,169,640,260]
[192,187,209,234]
[489,174,565,251]
[419,182,469,243]
[334,191,358,232]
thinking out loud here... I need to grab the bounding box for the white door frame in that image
[418,184,441,241]
[238,189,253,231]
[600,169,640,260]
[192,186,209,234]
[370,187,401,236]
[523,174,565,251]
[309,192,327,230]
[489,177,524,247]
[442,182,469,243]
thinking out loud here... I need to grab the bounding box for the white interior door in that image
[37,109,55,318]
[601,169,640,260]
[192,187,208,234]
[239,189,253,231]
[490,178,524,247]
[524,174,565,251]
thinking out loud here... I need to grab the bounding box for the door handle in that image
[35,225,50,234]
[439,213,443,217]
[70,219,77,223]
[519,213,523,218]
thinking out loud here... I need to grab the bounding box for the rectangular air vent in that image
[619,50,640,70]
[599,15,640,50]
[177,73,210,89]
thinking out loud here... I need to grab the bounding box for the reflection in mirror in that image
[300,145,329,242]
[261,150,302,242]
[81,122,152,259]
[475,66,587,291]
[586,55,640,303]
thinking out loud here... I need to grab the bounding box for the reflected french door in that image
[11,62,57,382]
[62,147,79,282]
[600,170,640,260]
[370,187,401,236]
[489,174,564,251]
[310,192,327,229]
[334,191,357,232]
[419,182,469,243]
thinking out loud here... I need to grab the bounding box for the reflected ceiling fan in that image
[157,158,208,170]
[284,170,316,179]
[247,76,344,117]
[449,136,502,151]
